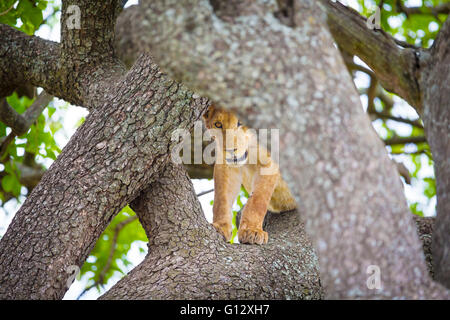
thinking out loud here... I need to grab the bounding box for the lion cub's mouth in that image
[226,150,248,165]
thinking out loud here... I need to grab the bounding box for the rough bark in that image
[419,18,450,289]
[0,0,448,300]
[413,216,435,279]
[101,163,322,299]
[0,55,208,299]
[59,0,126,108]
[0,0,318,301]
[0,25,61,101]
[114,0,449,298]
[0,0,125,108]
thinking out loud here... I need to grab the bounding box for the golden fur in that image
[203,106,297,245]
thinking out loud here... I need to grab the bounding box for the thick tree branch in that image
[60,0,123,62]
[0,0,447,300]
[114,0,449,298]
[101,163,322,299]
[0,25,60,100]
[0,0,126,108]
[421,17,450,289]
[0,54,209,299]
[59,0,127,107]
[321,0,423,114]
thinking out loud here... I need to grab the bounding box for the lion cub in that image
[203,106,297,245]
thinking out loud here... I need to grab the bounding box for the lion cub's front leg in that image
[238,172,278,245]
[212,164,242,242]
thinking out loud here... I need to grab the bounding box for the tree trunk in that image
[321,0,450,290]
[0,0,448,300]
[419,18,450,288]
[113,0,449,298]
[101,162,322,299]
[0,55,208,299]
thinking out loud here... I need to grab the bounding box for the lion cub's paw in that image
[238,227,268,245]
[212,222,232,242]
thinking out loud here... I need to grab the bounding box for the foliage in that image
[0,0,48,35]
[0,92,62,203]
[78,206,147,296]
[358,0,447,47]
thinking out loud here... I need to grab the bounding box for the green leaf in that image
[47,106,56,118]
[411,154,422,178]
[423,177,436,199]
[17,0,43,31]
[1,173,21,196]
[0,1,19,27]
[79,206,148,288]
[390,144,404,154]
[49,121,62,135]
[1,175,15,193]
[36,0,47,10]
[45,148,56,160]
[410,202,424,217]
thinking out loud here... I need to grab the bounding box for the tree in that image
[0,0,448,299]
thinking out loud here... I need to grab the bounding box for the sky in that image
[0,0,436,300]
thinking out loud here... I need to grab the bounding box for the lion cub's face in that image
[203,106,252,166]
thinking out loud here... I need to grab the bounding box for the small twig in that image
[341,54,376,78]
[0,133,15,160]
[359,84,395,109]
[390,148,431,158]
[392,159,411,184]
[0,91,53,159]
[369,110,423,128]
[22,91,54,132]
[0,4,14,17]
[392,38,420,49]
[366,75,378,114]
[196,188,214,197]
[99,215,138,284]
[383,135,427,146]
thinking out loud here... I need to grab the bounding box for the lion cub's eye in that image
[214,121,223,128]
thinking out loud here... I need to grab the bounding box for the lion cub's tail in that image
[267,177,297,213]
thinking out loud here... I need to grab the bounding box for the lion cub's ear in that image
[202,105,216,128]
